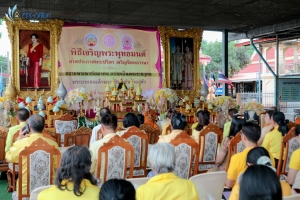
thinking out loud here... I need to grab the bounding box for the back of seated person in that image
[99,179,135,200]
[191,110,210,143]
[5,108,30,152]
[89,114,118,178]
[38,146,99,200]
[90,107,111,146]
[286,125,300,186]
[223,108,238,138]
[239,165,282,200]
[136,143,199,200]
[161,108,177,135]
[5,114,59,194]
[116,113,140,137]
[158,113,187,143]
[137,113,153,133]
[229,147,291,200]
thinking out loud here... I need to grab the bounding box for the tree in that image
[201,40,252,79]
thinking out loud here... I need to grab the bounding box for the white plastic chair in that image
[126,177,150,189]
[189,171,227,200]
[30,185,53,200]
[283,194,300,200]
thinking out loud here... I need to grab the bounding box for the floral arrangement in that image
[154,88,179,104]
[240,101,265,115]
[212,96,237,109]
[0,97,17,117]
[65,87,93,106]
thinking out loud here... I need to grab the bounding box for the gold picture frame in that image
[5,17,63,99]
[158,27,203,100]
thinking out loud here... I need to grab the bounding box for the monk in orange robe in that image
[143,102,159,130]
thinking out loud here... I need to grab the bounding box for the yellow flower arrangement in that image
[212,96,236,108]
[155,88,179,104]
[240,101,265,115]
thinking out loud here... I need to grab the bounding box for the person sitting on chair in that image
[116,113,140,137]
[143,102,159,130]
[38,146,99,200]
[136,143,199,200]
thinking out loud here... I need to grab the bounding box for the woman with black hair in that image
[262,111,289,167]
[229,146,291,200]
[258,110,276,145]
[38,146,99,200]
[208,116,245,172]
[191,110,210,144]
[99,179,135,200]
[158,113,187,143]
[161,108,177,136]
[116,112,141,136]
[239,165,282,200]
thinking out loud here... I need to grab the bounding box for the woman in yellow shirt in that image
[286,125,300,186]
[38,146,99,200]
[191,110,210,143]
[161,108,177,136]
[229,147,291,200]
[262,111,289,168]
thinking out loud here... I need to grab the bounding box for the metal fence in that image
[237,92,275,108]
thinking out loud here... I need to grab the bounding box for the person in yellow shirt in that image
[286,125,300,186]
[99,179,135,200]
[191,110,210,143]
[239,165,282,200]
[229,147,291,200]
[6,114,59,196]
[161,108,177,136]
[90,114,118,180]
[158,113,188,143]
[38,146,99,200]
[136,143,199,200]
[226,122,275,188]
[262,111,289,167]
[258,110,275,145]
[5,108,30,152]
[222,108,238,138]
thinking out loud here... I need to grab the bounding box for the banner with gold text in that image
[58,24,161,98]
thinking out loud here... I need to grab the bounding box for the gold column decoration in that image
[158,26,203,100]
[4,17,64,99]
[5,77,17,100]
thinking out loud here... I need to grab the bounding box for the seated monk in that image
[143,102,159,130]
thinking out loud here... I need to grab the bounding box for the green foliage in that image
[201,40,252,79]
[0,55,9,74]
[0,18,3,39]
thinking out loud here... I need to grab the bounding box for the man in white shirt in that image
[89,107,111,146]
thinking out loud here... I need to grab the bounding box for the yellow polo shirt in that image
[289,149,300,170]
[5,122,26,152]
[136,172,199,200]
[262,127,282,159]
[5,133,59,195]
[227,147,276,182]
[37,179,100,200]
[89,133,116,180]
[161,121,171,136]
[157,130,183,143]
[191,122,198,130]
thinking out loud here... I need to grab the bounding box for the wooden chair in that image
[13,130,20,143]
[13,138,61,200]
[0,130,8,173]
[121,126,148,177]
[64,126,92,147]
[165,124,171,135]
[140,124,159,144]
[184,126,192,136]
[97,135,134,183]
[7,162,18,192]
[54,113,77,143]
[288,121,297,130]
[170,132,199,179]
[277,127,300,177]
[43,129,61,147]
[226,132,244,171]
[197,123,223,174]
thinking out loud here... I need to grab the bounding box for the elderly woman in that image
[38,146,99,200]
[136,143,199,200]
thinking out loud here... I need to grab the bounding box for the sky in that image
[0,21,222,59]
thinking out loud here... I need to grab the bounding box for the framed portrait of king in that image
[5,17,63,98]
[158,27,203,99]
